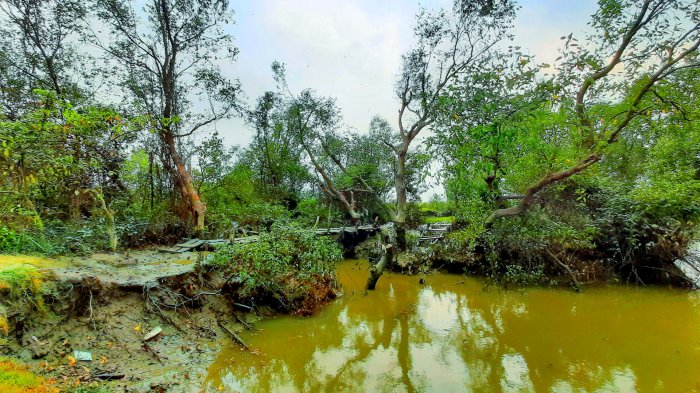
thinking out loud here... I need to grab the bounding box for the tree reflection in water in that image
[204,260,700,392]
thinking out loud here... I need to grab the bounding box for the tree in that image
[387,0,517,249]
[92,0,244,232]
[192,131,236,195]
[245,91,309,201]
[0,0,97,220]
[271,63,393,222]
[0,0,87,108]
[485,0,700,225]
[0,90,134,233]
[431,49,552,221]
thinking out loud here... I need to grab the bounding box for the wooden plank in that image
[233,236,259,244]
[157,246,188,253]
[419,235,444,240]
[174,238,198,247]
[175,239,205,248]
[204,239,230,245]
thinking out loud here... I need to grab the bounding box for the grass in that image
[0,266,46,301]
[423,216,455,224]
[0,255,66,271]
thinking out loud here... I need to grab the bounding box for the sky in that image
[211,0,599,150]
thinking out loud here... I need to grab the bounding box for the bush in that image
[0,226,60,255]
[208,223,342,314]
[235,202,290,229]
[404,203,424,229]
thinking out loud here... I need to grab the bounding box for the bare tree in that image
[272,63,393,222]
[0,0,86,106]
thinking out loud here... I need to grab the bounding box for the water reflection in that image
[204,260,700,392]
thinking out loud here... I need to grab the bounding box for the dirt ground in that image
[1,250,263,392]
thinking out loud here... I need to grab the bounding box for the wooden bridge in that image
[158,225,380,253]
[418,222,453,244]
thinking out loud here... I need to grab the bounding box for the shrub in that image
[208,223,342,314]
[0,226,57,255]
[235,202,290,229]
[294,197,344,227]
[490,264,554,288]
[404,203,424,229]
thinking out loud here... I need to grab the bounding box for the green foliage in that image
[404,203,424,228]
[208,224,342,312]
[490,204,598,263]
[0,226,62,255]
[494,265,553,288]
[235,203,290,229]
[294,197,344,227]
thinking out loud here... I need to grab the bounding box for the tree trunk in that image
[94,191,117,252]
[105,210,117,252]
[485,154,600,226]
[69,191,83,221]
[394,149,408,250]
[163,132,206,233]
[366,232,394,290]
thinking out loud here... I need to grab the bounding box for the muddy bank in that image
[0,250,338,392]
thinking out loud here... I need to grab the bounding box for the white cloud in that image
[257,0,407,130]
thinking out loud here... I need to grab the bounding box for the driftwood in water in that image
[366,230,394,291]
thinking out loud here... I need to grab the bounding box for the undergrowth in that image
[209,223,342,314]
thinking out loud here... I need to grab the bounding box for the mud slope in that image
[1,251,266,392]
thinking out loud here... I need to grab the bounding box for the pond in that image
[203,260,700,392]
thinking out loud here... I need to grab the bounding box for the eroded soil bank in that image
[0,251,337,392]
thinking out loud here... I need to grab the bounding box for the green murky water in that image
[203,260,700,392]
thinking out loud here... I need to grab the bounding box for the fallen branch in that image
[235,314,254,330]
[547,250,581,291]
[217,319,250,351]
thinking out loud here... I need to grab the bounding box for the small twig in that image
[88,289,97,330]
[233,302,253,311]
[142,342,164,365]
